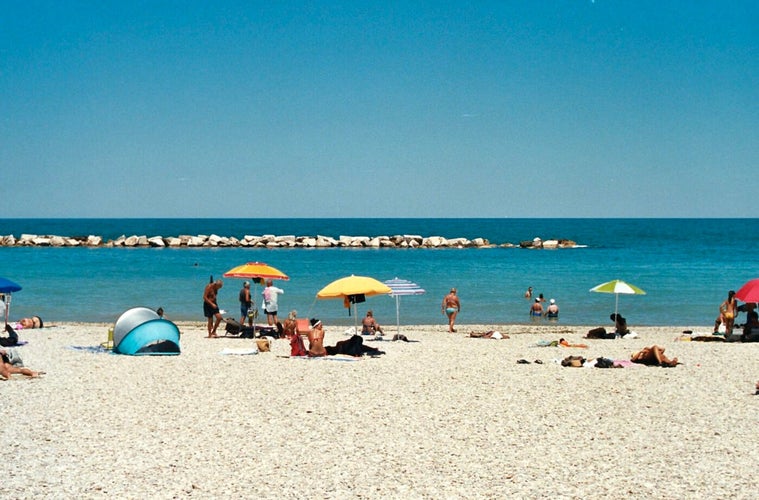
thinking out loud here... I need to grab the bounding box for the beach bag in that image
[290,333,307,357]
[256,339,271,352]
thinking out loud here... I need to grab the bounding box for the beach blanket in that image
[68,345,113,354]
[289,355,361,362]
[219,347,258,355]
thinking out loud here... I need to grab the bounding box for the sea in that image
[2,218,758,329]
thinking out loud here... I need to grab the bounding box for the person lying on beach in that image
[469,330,508,339]
[630,345,678,367]
[12,316,44,330]
[325,335,384,357]
[361,310,384,336]
[0,348,44,380]
[559,338,588,348]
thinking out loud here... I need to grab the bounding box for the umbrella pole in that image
[396,296,400,334]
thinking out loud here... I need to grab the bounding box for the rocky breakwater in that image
[0,233,579,249]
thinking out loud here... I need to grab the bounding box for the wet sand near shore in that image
[2,322,758,499]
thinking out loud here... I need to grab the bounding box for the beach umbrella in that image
[384,277,426,334]
[223,262,289,330]
[316,275,392,331]
[735,279,759,303]
[589,279,646,318]
[0,277,22,325]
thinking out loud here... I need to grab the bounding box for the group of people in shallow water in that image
[525,288,559,319]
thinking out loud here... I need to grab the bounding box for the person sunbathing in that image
[361,310,384,336]
[13,316,43,330]
[1,348,44,379]
[559,338,588,348]
[469,330,507,339]
[630,345,678,367]
[283,310,298,340]
[307,318,327,357]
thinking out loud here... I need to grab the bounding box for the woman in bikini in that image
[441,288,461,333]
[715,290,737,335]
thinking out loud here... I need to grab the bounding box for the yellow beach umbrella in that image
[316,275,392,331]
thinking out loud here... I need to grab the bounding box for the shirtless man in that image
[203,279,224,338]
[361,310,384,336]
[530,298,544,317]
[307,319,326,357]
[441,288,461,333]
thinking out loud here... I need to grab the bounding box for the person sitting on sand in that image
[361,310,384,336]
[283,310,298,340]
[741,311,759,342]
[307,318,327,357]
[1,348,44,379]
[610,313,629,335]
[630,345,678,367]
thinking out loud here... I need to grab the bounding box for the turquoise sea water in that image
[1,218,758,327]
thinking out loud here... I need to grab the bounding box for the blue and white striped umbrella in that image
[384,278,426,334]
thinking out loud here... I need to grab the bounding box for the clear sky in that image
[1,1,756,218]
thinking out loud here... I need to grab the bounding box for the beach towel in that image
[68,345,113,354]
[219,347,258,355]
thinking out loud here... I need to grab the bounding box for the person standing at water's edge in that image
[203,279,224,338]
[715,290,737,335]
[442,288,461,333]
[262,279,284,326]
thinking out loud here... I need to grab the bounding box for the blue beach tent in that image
[112,307,180,355]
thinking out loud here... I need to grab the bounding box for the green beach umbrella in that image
[589,279,646,318]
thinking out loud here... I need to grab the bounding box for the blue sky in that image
[1,1,756,218]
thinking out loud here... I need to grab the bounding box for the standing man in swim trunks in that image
[203,279,224,338]
[441,288,461,333]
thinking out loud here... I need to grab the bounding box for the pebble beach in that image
[3,322,758,499]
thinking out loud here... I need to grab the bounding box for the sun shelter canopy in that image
[113,307,180,355]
